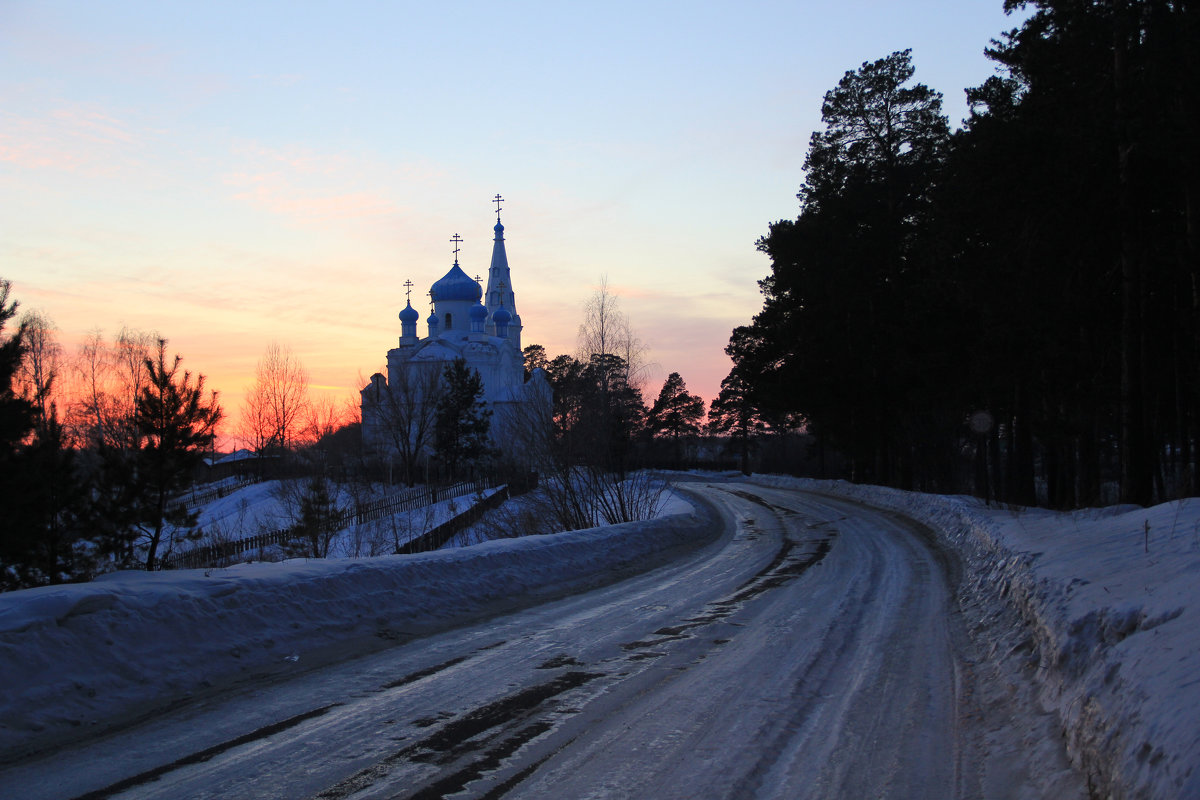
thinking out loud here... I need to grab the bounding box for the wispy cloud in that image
[220,142,448,225]
[0,103,152,176]
[229,179,400,221]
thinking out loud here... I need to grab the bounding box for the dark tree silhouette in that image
[707,371,768,475]
[134,340,223,569]
[434,358,492,479]
[731,3,1200,507]
[0,279,37,585]
[648,372,704,464]
[743,50,951,487]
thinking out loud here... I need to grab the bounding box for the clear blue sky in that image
[1,0,1026,432]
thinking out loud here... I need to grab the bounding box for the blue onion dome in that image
[427,311,439,325]
[494,220,504,235]
[469,302,488,322]
[399,301,420,323]
[493,306,512,325]
[430,264,482,302]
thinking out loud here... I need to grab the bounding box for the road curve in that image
[1,482,1085,799]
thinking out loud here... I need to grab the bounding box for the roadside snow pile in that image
[0,499,712,761]
[756,476,1200,800]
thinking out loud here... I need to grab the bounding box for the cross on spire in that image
[450,233,463,264]
[403,278,413,303]
[493,193,504,221]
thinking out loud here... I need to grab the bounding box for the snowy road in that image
[2,482,1085,799]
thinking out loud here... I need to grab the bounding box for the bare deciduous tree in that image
[242,342,311,454]
[16,310,62,431]
[305,395,347,444]
[67,326,156,450]
[364,362,443,486]
[577,276,650,395]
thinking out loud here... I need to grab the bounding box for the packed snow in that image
[0,474,1196,798]
[755,476,1200,799]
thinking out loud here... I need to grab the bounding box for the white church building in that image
[360,197,551,466]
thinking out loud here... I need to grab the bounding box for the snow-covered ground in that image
[182,479,489,561]
[1,474,1196,797]
[0,483,715,763]
[179,477,693,561]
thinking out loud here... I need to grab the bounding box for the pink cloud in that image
[0,103,148,175]
[221,142,448,225]
[232,181,399,221]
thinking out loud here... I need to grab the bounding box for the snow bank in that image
[0,499,713,761]
[754,476,1200,800]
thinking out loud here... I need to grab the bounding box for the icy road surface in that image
[2,483,1087,799]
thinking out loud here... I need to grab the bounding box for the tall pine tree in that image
[648,372,704,466]
[0,280,37,586]
[434,358,492,480]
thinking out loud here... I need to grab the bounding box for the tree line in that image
[725,0,1199,508]
[1,269,765,588]
[0,285,500,586]
[1,282,222,587]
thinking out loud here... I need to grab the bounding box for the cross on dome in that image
[450,233,463,264]
[403,278,413,303]
[493,193,504,221]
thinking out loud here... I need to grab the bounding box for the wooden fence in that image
[395,486,512,554]
[174,475,258,511]
[163,477,496,570]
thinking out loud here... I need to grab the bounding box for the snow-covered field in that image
[184,479,503,560]
[1,474,1196,798]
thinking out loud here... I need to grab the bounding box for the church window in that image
[445,312,453,329]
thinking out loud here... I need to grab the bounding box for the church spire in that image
[484,194,521,347]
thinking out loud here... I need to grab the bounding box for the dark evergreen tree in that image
[743,50,952,487]
[290,475,340,559]
[0,280,32,451]
[936,0,1200,506]
[707,371,769,475]
[583,352,646,475]
[18,412,90,584]
[540,352,646,475]
[648,372,704,465]
[522,343,549,380]
[133,340,223,569]
[434,358,492,479]
[0,279,37,587]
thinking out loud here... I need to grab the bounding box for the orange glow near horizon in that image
[38,278,731,456]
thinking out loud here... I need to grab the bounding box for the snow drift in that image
[0,501,718,761]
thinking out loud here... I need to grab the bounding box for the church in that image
[360,197,551,468]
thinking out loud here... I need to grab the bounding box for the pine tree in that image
[434,358,491,479]
[0,279,37,585]
[648,372,704,465]
[134,340,223,569]
[0,280,32,452]
[287,475,340,559]
[707,371,768,475]
[743,50,951,486]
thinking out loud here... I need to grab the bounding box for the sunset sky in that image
[2,1,1025,444]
